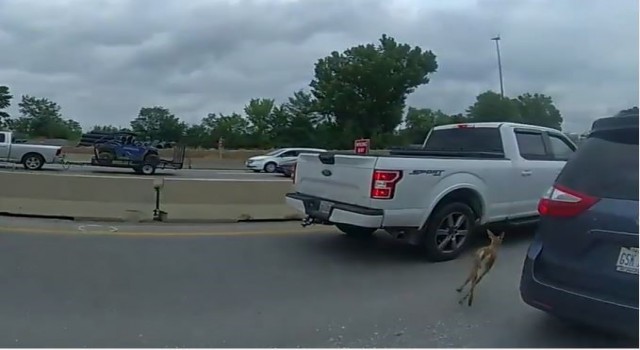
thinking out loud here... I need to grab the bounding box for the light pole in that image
[491,35,504,98]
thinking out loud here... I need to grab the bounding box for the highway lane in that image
[0,220,635,348]
[0,162,288,180]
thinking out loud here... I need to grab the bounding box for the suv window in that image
[515,131,547,160]
[424,127,504,154]
[556,129,638,201]
[548,134,575,161]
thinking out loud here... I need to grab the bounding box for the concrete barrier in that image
[0,171,300,223]
[159,178,300,222]
[0,171,156,221]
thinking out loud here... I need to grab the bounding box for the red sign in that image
[354,138,370,155]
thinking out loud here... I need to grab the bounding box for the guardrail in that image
[0,171,301,223]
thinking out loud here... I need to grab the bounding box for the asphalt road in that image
[0,162,287,180]
[0,220,635,348]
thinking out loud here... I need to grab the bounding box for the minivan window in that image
[515,131,547,160]
[556,129,638,201]
[424,127,504,154]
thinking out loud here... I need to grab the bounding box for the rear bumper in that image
[285,193,383,228]
[520,242,639,338]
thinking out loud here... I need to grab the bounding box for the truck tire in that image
[420,202,477,262]
[22,153,45,170]
[336,224,376,238]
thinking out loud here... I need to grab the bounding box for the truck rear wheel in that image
[420,202,477,262]
[22,153,45,170]
[336,224,376,238]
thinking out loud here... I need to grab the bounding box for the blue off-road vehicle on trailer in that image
[73,131,186,175]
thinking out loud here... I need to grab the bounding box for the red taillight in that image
[56,149,61,156]
[370,170,402,200]
[537,184,599,217]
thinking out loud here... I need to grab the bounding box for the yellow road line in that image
[0,225,337,238]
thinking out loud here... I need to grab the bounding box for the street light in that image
[491,35,504,98]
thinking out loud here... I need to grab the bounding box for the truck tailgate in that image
[295,153,378,207]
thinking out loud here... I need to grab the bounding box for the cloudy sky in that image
[0,0,637,133]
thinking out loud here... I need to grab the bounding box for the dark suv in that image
[519,111,639,337]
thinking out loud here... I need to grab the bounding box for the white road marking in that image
[78,224,119,233]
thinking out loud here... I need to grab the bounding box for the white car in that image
[245,147,327,173]
[286,122,577,261]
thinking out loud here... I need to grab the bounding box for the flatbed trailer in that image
[60,144,187,175]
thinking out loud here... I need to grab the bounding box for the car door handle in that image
[521,170,532,176]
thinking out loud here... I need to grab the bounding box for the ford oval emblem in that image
[321,169,332,177]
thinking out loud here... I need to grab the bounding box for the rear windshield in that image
[556,129,639,201]
[424,127,504,154]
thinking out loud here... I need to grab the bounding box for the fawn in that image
[456,229,505,306]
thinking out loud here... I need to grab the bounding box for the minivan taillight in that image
[370,170,402,200]
[538,184,599,217]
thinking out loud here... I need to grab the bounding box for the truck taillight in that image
[538,184,599,217]
[370,170,402,200]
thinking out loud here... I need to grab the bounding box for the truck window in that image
[547,134,575,161]
[556,128,638,201]
[423,127,504,154]
[515,131,548,160]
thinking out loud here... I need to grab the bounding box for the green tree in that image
[285,90,329,126]
[279,91,323,147]
[91,125,123,133]
[183,124,210,148]
[310,34,438,148]
[130,106,186,142]
[513,93,563,130]
[401,107,447,144]
[466,90,520,123]
[63,119,82,139]
[243,98,290,148]
[0,85,12,129]
[16,95,79,138]
[202,112,251,149]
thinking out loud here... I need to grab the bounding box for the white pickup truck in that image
[0,131,63,170]
[286,122,577,261]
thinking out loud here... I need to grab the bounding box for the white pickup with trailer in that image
[0,131,63,170]
[286,122,577,261]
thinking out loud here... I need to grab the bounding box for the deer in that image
[456,229,505,306]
